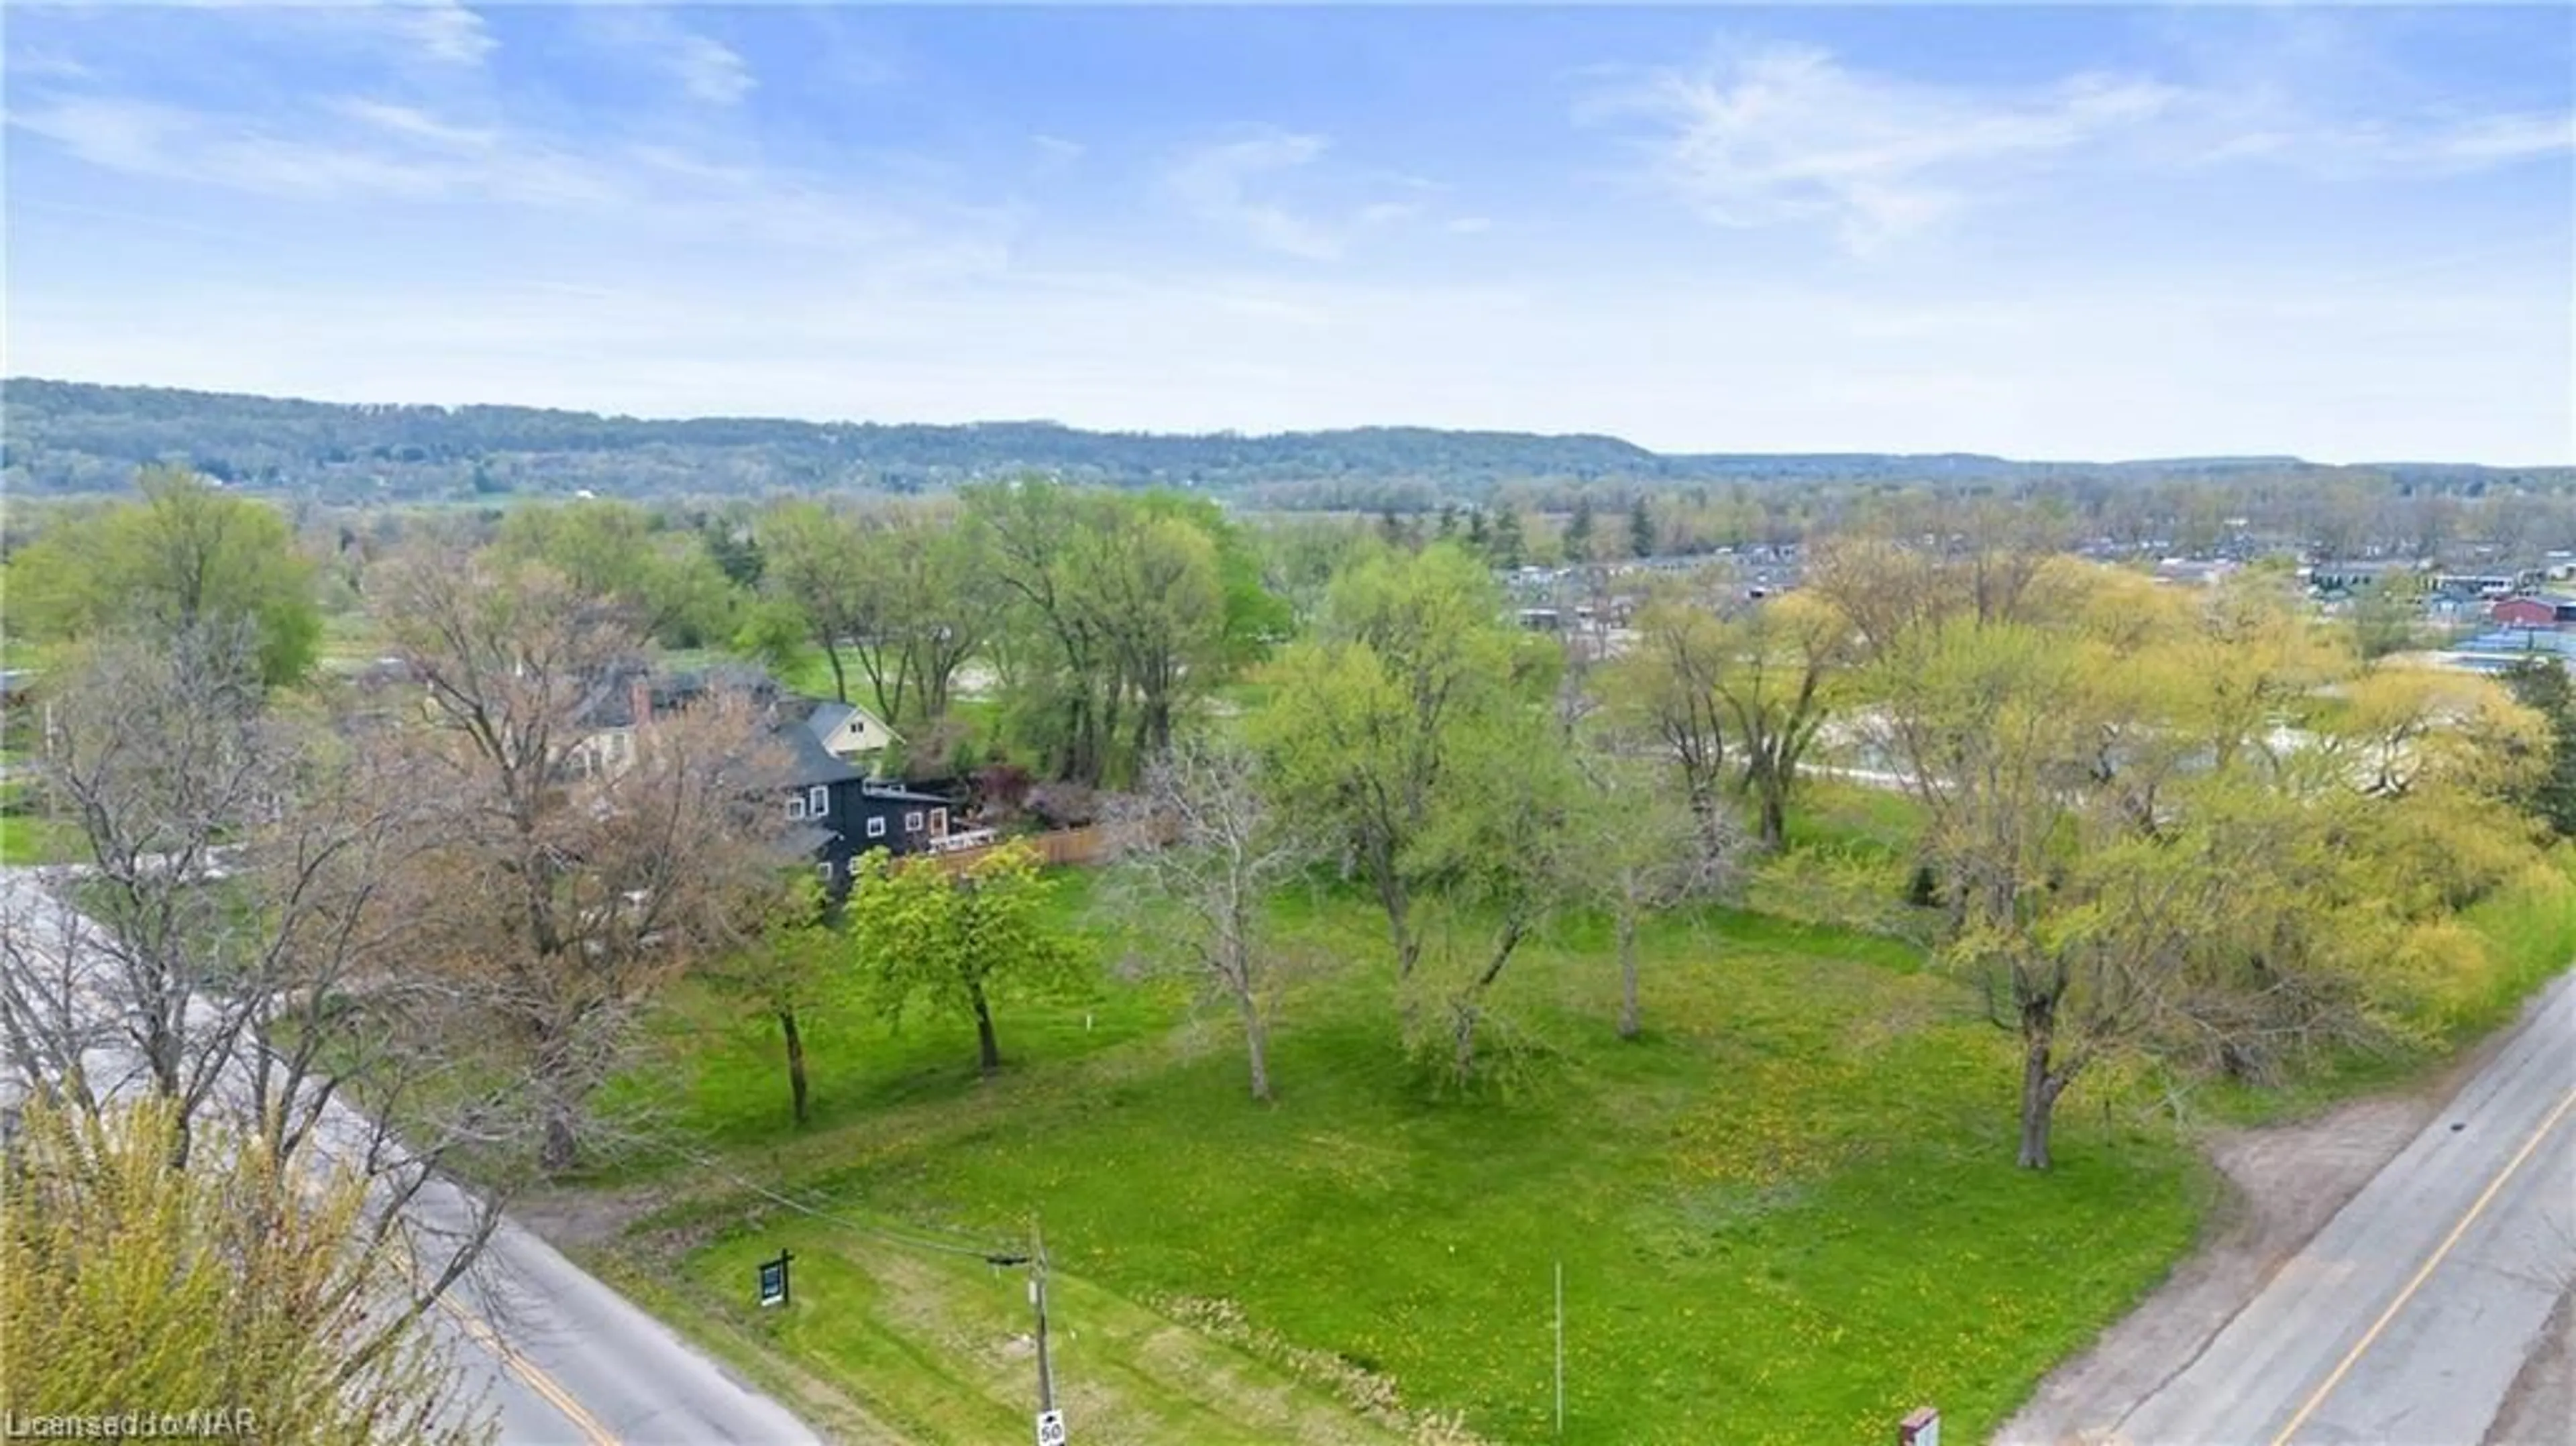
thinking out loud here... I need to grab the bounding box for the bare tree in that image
[0,622,507,1402]
[1107,734,1313,1101]
[374,549,792,1172]
[1564,746,1740,1040]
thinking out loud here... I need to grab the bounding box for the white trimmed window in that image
[816,860,833,881]
[930,808,948,836]
[809,785,828,817]
[905,811,924,833]
[867,816,887,839]
[787,795,807,820]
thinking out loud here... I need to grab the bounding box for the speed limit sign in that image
[1034,1409,1067,1446]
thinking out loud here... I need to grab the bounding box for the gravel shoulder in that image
[2485,1286,2575,1446]
[1996,983,2566,1446]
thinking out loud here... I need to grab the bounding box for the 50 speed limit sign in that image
[1034,1409,1067,1446]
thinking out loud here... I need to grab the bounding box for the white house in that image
[805,700,902,763]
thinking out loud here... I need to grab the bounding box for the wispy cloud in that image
[376,0,493,68]
[2206,109,2575,175]
[330,97,498,152]
[4,50,97,82]
[10,94,607,203]
[1163,127,1430,261]
[1032,133,1085,163]
[583,9,755,107]
[242,0,496,68]
[1585,41,2176,254]
[1590,34,2573,254]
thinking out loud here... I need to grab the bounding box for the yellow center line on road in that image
[2269,1084,2576,1446]
[423,1280,622,1445]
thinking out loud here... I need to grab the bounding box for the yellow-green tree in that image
[1254,544,1571,1076]
[1709,591,1851,848]
[1,1095,487,1445]
[1832,542,2551,1168]
[847,840,1083,1076]
[5,465,319,684]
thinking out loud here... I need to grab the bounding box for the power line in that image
[645,1137,1025,1266]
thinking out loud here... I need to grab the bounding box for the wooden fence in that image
[926,824,1123,874]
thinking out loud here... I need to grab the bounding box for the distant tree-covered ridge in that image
[8,376,2566,505]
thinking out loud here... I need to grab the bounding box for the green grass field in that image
[0,781,84,866]
[580,823,2226,1445]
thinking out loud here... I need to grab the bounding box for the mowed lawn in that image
[586,846,2214,1443]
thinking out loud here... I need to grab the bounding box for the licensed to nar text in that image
[3,1411,257,1440]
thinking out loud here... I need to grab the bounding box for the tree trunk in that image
[2017,1029,2066,1170]
[1758,784,1786,851]
[1452,1000,1481,1078]
[780,1007,809,1125]
[1616,911,1642,1040]
[822,645,850,704]
[1238,992,1273,1103]
[969,979,1002,1076]
[540,1103,580,1174]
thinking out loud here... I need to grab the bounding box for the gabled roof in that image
[769,720,863,789]
[857,779,956,805]
[805,699,902,749]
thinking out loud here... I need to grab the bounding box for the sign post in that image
[1898,1406,1939,1446]
[757,1249,793,1309]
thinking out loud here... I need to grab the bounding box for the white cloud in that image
[382,0,494,67]
[4,50,97,82]
[1163,127,1434,261]
[331,97,497,151]
[669,32,755,107]
[227,1,496,68]
[1587,41,2178,254]
[1592,36,2574,254]
[582,10,755,107]
[1165,129,1344,259]
[2213,110,2576,176]
[9,95,610,204]
[1032,133,1086,162]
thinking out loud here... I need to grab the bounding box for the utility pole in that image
[1032,1223,1057,1415]
[983,1235,1063,1445]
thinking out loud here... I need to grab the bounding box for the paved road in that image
[2112,972,2576,1446]
[0,870,822,1446]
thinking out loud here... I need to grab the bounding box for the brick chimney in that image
[630,675,652,729]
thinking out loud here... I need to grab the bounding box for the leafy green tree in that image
[847,840,1081,1075]
[5,464,319,683]
[1628,495,1657,559]
[758,499,869,704]
[1837,549,2553,1168]
[1710,592,1851,849]
[1254,545,1566,1074]
[2501,659,2576,837]
[1,1095,488,1445]
[492,499,741,649]
[968,480,1246,784]
[2346,575,2424,663]
[1562,496,1595,561]
[1489,504,1526,569]
[1601,580,1735,845]
[702,876,842,1124]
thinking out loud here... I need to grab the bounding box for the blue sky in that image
[7,3,2571,462]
